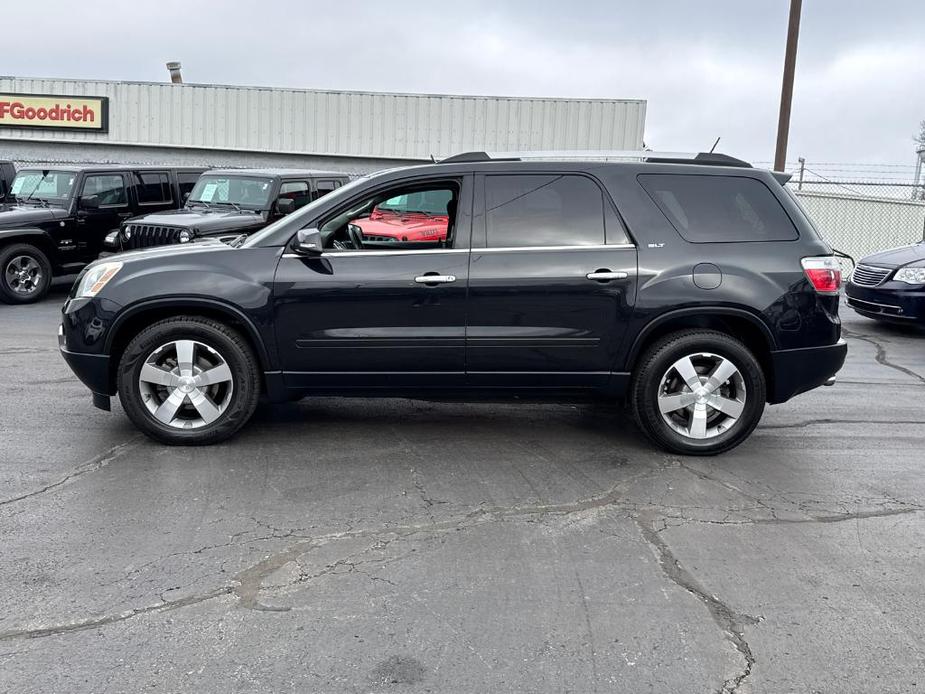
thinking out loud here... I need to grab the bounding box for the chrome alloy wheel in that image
[657,352,746,440]
[5,255,43,295]
[138,340,234,429]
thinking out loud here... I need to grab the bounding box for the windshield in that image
[241,174,370,247]
[188,175,274,209]
[378,189,452,215]
[9,170,76,204]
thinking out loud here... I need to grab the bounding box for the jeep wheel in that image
[0,244,53,304]
[631,330,766,456]
[117,316,261,445]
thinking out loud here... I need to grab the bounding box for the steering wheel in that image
[347,224,364,250]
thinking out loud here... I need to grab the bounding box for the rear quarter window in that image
[637,174,798,243]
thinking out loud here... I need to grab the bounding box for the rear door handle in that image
[586,271,628,281]
[415,274,456,285]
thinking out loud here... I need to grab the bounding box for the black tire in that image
[117,316,261,445]
[630,330,766,456]
[0,243,53,304]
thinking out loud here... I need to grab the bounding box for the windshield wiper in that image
[20,196,50,208]
[187,200,213,209]
[213,201,243,212]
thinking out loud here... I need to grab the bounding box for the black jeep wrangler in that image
[0,165,203,303]
[110,169,350,252]
[60,151,847,456]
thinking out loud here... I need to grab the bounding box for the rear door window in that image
[313,179,338,201]
[638,174,798,243]
[135,171,172,205]
[484,174,605,248]
[279,181,311,209]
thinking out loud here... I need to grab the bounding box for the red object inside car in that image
[350,190,452,242]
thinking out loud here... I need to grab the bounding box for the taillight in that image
[801,256,841,294]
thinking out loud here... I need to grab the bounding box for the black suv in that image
[59,152,847,455]
[110,169,350,252]
[0,165,203,303]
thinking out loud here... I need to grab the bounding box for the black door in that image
[74,173,133,262]
[466,172,637,388]
[272,175,472,391]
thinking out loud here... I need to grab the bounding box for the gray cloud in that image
[3,0,923,167]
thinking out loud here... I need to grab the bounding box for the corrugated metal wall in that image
[794,191,925,265]
[0,77,646,160]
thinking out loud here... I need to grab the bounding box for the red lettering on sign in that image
[0,100,100,126]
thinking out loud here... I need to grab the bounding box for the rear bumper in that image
[768,339,847,404]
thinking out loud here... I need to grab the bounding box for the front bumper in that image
[59,328,113,403]
[59,296,121,409]
[768,339,848,404]
[845,281,925,323]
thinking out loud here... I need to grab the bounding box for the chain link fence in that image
[768,161,925,268]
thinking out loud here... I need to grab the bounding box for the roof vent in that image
[166,61,183,84]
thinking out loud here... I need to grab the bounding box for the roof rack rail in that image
[438,150,752,168]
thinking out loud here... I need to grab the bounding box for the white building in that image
[0,76,646,173]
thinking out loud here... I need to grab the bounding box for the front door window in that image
[82,174,127,207]
[319,183,459,251]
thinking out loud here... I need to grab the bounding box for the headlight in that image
[123,225,133,240]
[178,229,192,243]
[75,262,123,298]
[894,267,925,285]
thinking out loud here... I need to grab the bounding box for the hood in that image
[858,241,925,269]
[353,211,448,240]
[127,208,267,234]
[0,203,68,227]
[93,237,231,266]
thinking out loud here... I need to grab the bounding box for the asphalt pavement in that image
[1,280,923,693]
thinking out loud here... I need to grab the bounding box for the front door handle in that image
[586,270,628,281]
[414,274,456,285]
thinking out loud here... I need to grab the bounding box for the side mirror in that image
[276,198,296,215]
[183,191,190,202]
[80,195,100,210]
[293,228,323,256]
[103,230,120,249]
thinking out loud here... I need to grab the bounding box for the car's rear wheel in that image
[631,330,766,456]
[117,316,261,445]
[0,243,53,304]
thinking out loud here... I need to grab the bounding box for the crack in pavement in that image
[843,328,925,385]
[1,461,920,648]
[0,437,142,508]
[635,512,758,694]
[658,506,921,528]
[0,587,232,642]
[760,418,925,430]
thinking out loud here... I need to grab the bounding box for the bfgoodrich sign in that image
[0,93,108,132]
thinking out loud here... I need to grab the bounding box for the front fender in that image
[64,246,282,368]
[105,296,276,371]
[0,227,54,245]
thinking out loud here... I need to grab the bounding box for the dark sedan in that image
[845,241,925,323]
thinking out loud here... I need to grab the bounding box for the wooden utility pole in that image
[774,0,802,171]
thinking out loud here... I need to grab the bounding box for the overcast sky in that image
[3,0,923,167]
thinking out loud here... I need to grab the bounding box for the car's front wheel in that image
[0,243,53,304]
[117,316,261,445]
[631,330,766,456]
